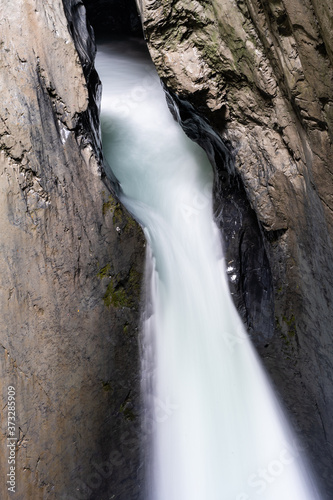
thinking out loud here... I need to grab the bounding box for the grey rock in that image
[0,1,144,499]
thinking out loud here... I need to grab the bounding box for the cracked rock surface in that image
[0,1,144,499]
[137,0,333,495]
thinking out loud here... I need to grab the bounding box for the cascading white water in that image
[96,41,320,500]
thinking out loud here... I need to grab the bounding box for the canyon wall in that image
[0,1,144,499]
[135,0,333,496]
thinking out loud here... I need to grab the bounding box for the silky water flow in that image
[96,41,320,500]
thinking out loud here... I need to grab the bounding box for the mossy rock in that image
[97,263,111,279]
[97,262,142,309]
[102,195,118,216]
[102,381,113,393]
[103,279,131,308]
[103,195,139,234]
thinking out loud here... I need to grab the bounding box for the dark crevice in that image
[82,0,143,40]
[276,13,293,37]
[262,227,287,243]
[317,42,328,58]
[165,86,275,346]
[62,0,121,195]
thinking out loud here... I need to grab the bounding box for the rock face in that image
[0,1,144,499]
[136,0,333,496]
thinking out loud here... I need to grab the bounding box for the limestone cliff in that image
[0,1,144,499]
[135,0,333,496]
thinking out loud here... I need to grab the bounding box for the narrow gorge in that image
[0,1,332,499]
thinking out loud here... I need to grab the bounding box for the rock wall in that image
[2,0,333,497]
[0,1,144,499]
[136,0,333,496]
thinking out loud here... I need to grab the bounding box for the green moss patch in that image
[103,279,131,308]
[97,263,111,280]
[102,381,112,393]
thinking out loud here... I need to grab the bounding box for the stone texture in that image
[137,0,333,496]
[0,1,144,499]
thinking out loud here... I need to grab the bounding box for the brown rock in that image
[0,1,144,499]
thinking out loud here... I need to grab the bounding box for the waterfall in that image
[96,40,320,500]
